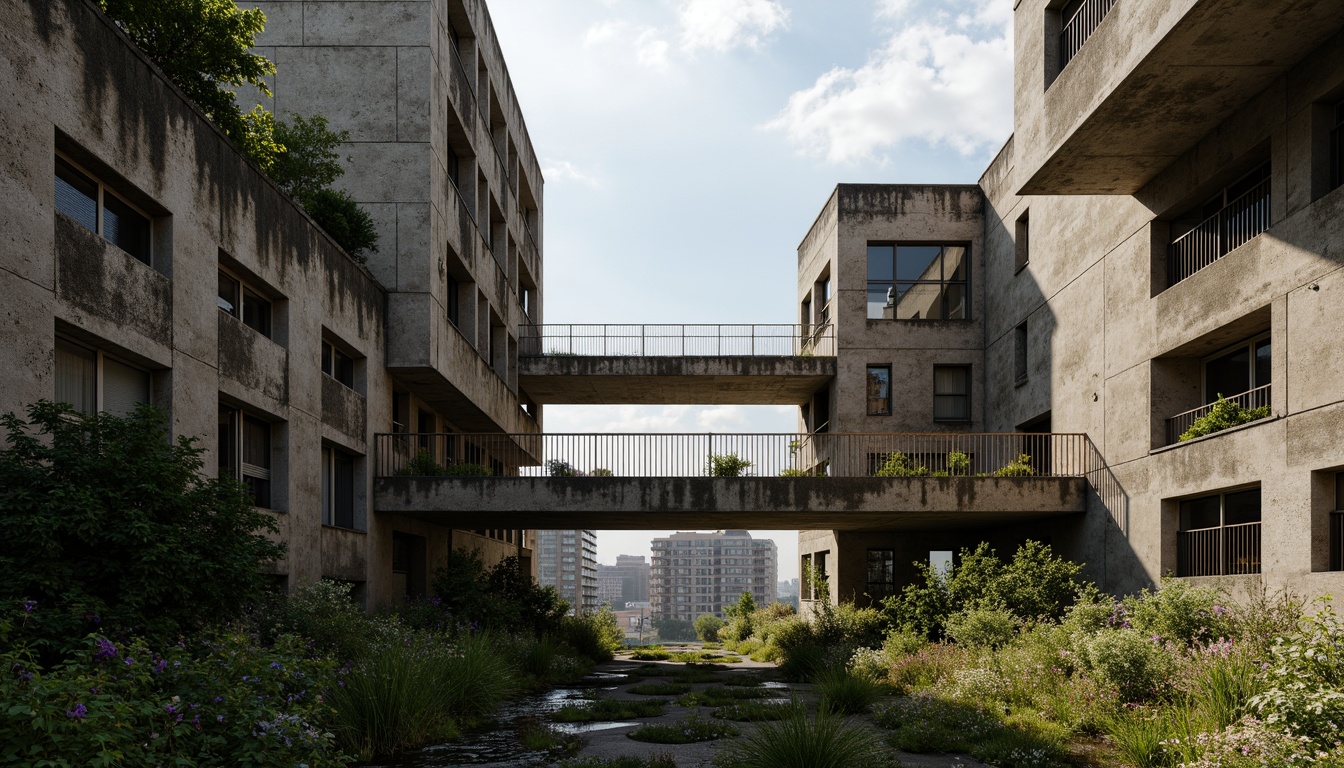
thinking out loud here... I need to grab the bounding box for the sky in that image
[484,0,1017,578]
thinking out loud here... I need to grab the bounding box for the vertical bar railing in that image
[1177,523,1261,576]
[1059,0,1118,70]
[516,324,835,357]
[1168,177,1271,286]
[1165,384,1272,445]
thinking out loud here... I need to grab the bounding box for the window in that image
[930,550,954,576]
[447,275,461,327]
[1168,162,1271,285]
[1014,322,1029,383]
[933,366,971,422]
[1332,101,1344,193]
[1177,488,1261,577]
[321,446,356,529]
[1333,472,1344,572]
[866,365,891,416]
[1015,212,1030,272]
[321,339,355,388]
[217,269,272,338]
[1204,334,1271,405]
[219,405,272,509]
[867,244,969,320]
[1058,0,1118,71]
[818,275,831,325]
[55,338,150,416]
[866,549,896,597]
[55,155,152,265]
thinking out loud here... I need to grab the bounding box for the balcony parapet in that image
[1164,385,1272,446]
[519,324,835,358]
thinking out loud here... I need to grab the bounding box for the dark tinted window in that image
[102,193,151,264]
[1179,495,1222,530]
[55,158,98,231]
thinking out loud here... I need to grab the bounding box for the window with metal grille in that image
[866,549,896,597]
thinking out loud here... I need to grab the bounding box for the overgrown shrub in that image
[708,453,752,477]
[874,452,928,477]
[813,665,884,714]
[1178,396,1271,441]
[1249,601,1344,746]
[428,549,567,636]
[944,604,1019,648]
[0,403,284,658]
[1079,629,1173,703]
[1124,579,1233,646]
[695,614,725,642]
[562,609,624,663]
[304,188,379,261]
[994,453,1035,476]
[716,704,887,768]
[251,579,378,661]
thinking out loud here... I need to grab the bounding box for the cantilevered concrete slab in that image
[518,356,836,405]
[374,476,1086,529]
[1017,0,1344,195]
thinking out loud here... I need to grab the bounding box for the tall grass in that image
[813,665,885,715]
[326,630,517,759]
[717,704,886,768]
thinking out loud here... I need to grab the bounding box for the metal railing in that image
[1059,0,1118,70]
[1177,522,1261,577]
[1165,384,1271,445]
[374,432,1099,479]
[1168,177,1271,286]
[518,324,836,358]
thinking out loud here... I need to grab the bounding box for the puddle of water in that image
[553,721,637,734]
[582,671,629,682]
[761,681,789,689]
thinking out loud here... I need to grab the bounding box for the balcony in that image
[1164,384,1271,446]
[1058,0,1118,72]
[518,324,836,406]
[1177,522,1261,577]
[371,432,1099,530]
[1167,176,1270,286]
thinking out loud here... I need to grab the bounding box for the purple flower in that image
[123,657,135,666]
[270,661,282,670]
[153,659,167,675]
[93,638,118,662]
[217,715,225,722]
[166,704,177,715]
[21,600,36,614]
[1212,604,1228,617]
[66,703,87,720]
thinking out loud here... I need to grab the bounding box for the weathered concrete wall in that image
[374,476,1086,530]
[519,356,836,405]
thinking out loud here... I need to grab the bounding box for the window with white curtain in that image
[933,365,971,422]
[55,338,149,416]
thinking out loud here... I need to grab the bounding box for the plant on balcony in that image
[546,458,579,477]
[874,452,929,477]
[709,453,753,477]
[1178,396,1272,442]
[780,468,813,477]
[994,454,1034,477]
[443,462,493,476]
[396,451,493,476]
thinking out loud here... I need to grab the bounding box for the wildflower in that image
[1212,604,1228,616]
[66,703,87,720]
[123,657,135,666]
[21,599,36,613]
[93,638,118,662]
[153,659,167,674]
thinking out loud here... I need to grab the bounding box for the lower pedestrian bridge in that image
[372,432,1108,530]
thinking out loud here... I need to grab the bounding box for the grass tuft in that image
[552,698,668,722]
[712,701,795,722]
[628,681,693,696]
[627,713,738,744]
[812,665,886,715]
[716,705,886,768]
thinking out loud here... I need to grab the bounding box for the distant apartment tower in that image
[650,531,777,622]
[536,530,598,613]
[596,554,650,608]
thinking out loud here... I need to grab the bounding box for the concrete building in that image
[650,531,778,622]
[596,554,651,609]
[536,530,598,614]
[2,0,543,609]
[796,0,1344,610]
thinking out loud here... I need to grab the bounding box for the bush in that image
[708,453,752,477]
[944,604,1019,648]
[0,627,345,767]
[1249,601,1344,745]
[717,704,887,768]
[562,609,624,663]
[995,453,1035,476]
[1124,579,1233,646]
[303,188,379,261]
[1079,629,1173,703]
[270,114,347,200]
[813,603,885,649]
[652,617,696,642]
[326,629,515,759]
[251,579,377,661]
[1178,396,1271,441]
[874,452,929,477]
[883,628,927,658]
[0,403,284,657]
[695,614,725,642]
[627,713,737,744]
[429,549,567,637]
[813,665,885,715]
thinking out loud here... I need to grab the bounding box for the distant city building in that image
[650,531,778,622]
[536,530,598,614]
[596,554,651,609]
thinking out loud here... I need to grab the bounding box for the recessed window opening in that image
[321,338,355,389]
[1168,162,1271,286]
[1331,101,1344,193]
[866,365,892,416]
[217,268,272,338]
[55,337,150,416]
[867,244,969,320]
[933,365,972,422]
[219,404,272,509]
[1014,322,1029,383]
[1015,211,1030,273]
[1177,487,1261,577]
[1058,0,1118,71]
[447,273,461,327]
[866,549,896,598]
[55,155,152,265]
[1331,472,1344,571]
[321,445,356,530]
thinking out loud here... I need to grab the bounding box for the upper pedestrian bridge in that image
[517,324,835,405]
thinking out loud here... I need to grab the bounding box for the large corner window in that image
[867,244,969,320]
[1168,163,1271,286]
[217,268,273,339]
[55,338,150,416]
[1177,488,1261,577]
[933,365,971,422]
[321,445,356,529]
[866,365,892,416]
[55,155,152,265]
[219,404,273,509]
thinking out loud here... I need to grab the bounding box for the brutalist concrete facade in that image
[798,0,1344,611]
[0,0,540,609]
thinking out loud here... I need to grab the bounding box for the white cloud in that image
[678,0,789,53]
[766,0,1012,164]
[634,29,671,70]
[583,20,622,47]
[541,159,600,187]
[583,20,670,71]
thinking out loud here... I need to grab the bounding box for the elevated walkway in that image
[372,432,1103,530]
[518,324,835,405]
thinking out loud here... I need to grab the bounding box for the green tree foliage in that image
[98,0,273,143]
[0,402,284,657]
[694,614,725,642]
[652,617,697,642]
[874,452,928,477]
[303,187,380,262]
[429,549,567,637]
[708,453,752,477]
[270,114,347,200]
